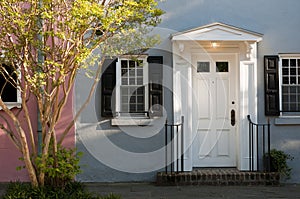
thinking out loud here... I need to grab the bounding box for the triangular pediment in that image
[171,22,263,42]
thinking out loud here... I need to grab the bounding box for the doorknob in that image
[231,109,235,126]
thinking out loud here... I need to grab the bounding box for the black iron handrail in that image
[165,116,184,174]
[247,115,271,172]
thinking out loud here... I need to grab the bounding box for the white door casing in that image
[192,53,238,167]
[172,23,262,171]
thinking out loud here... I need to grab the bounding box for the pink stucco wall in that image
[0,89,75,182]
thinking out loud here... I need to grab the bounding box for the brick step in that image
[156,168,280,186]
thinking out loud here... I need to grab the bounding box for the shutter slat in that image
[148,56,163,117]
[264,56,280,116]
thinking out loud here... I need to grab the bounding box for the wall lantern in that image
[211,41,220,48]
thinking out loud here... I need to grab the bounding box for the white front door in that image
[192,53,238,167]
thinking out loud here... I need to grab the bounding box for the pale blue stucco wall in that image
[76,0,300,183]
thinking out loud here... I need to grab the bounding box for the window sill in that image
[111,117,154,126]
[0,102,21,110]
[275,116,300,125]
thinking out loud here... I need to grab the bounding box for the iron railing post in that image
[176,125,179,173]
[247,115,271,172]
[256,125,259,171]
[248,115,251,171]
[181,116,184,172]
[267,118,271,172]
[165,120,168,174]
[165,117,185,174]
[171,123,174,173]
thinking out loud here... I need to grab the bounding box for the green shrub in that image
[3,181,121,199]
[35,146,83,188]
[266,149,294,179]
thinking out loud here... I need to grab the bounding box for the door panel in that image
[216,78,229,119]
[198,79,211,119]
[192,53,237,167]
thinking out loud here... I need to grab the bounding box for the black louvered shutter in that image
[101,59,117,117]
[264,55,280,116]
[148,56,163,117]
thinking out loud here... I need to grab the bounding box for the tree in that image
[0,0,163,187]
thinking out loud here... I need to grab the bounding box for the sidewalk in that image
[86,183,300,199]
[1,182,300,199]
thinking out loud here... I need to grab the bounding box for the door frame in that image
[171,23,262,172]
[172,43,260,172]
[191,53,239,168]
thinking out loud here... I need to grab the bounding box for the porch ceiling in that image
[171,22,263,42]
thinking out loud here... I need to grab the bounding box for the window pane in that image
[282,95,289,103]
[283,77,289,84]
[129,60,135,68]
[282,103,289,111]
[290,95,297,102]
[137,69,143,76]
[216,62,229,72]
[122,78,128,85]
[290,59,296,66]
[282,68,289,75]
[197,62,210,72]
[130,96,136,103]
[290,68,296,75]
[290,103,297,111]
[129,69,135,76]
[291,77,296,84]
[137,96,143,103]
[121,60,127,68]
[290,87,296,93]
[298,59,300,67]
[130,104,136,112]
[0,64,17,102]
[122,104,129,112]
[137,87,144,95]
[282,86,289,93]
[137,60,143,67]
[129,87,136,95]
[282,59,289,66]
[137,77,143,85]
[121,69,128,76]
[129,78,135,85]
[137,104,144,112]
[122,96,128,103]
[121,87,128,95]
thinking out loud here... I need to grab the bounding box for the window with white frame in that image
[116,56,148,117]
[280,54,300,114]
[101,55,163,119]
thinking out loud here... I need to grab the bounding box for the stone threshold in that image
[156,168,280,186]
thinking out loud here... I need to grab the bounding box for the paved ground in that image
[1,183,300,199]
[86,183,300,199]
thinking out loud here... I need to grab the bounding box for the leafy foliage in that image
[3,181,121,199]
[35,146,83,188]
[269,149,294,179]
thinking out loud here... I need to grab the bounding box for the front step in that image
[156,168,280,186]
